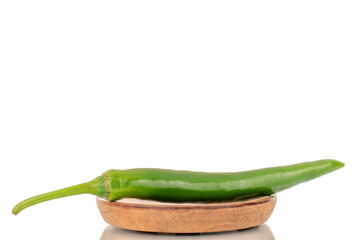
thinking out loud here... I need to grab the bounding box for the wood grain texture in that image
[97,195,276,233]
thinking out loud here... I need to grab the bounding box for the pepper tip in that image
[329,159,345,169]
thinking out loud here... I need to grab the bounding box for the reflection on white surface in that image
[100,224,275,240]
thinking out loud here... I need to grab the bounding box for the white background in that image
[1,1,359,239]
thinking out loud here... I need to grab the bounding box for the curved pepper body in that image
[12,159,344,215]
[104,159,344,202]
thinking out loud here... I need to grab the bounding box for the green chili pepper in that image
[12,159,344,215]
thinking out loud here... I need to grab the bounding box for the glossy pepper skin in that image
[12,159,344,215]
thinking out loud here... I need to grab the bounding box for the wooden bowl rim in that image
[96,194,276,210]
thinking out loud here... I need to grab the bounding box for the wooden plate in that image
[97,194,276,233]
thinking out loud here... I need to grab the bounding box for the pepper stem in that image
[12,176,107,215]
